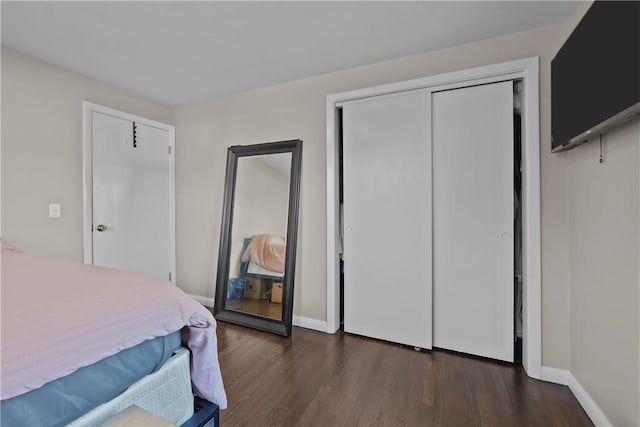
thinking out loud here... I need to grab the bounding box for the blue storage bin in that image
[227,277,246,300]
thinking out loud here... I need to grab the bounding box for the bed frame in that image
[68,348,194,426]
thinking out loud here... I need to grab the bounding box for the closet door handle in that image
[500,232,511,240]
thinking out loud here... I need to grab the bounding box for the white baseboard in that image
[187,293,215,308]
[541,366,612,427]
[292,315,329,333]
[540,366,569,385]
[187,295,330,333]
[567,373,613,427]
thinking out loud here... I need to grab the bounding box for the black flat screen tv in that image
[551,1,640,152]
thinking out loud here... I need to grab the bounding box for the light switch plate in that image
[49,203,61,218]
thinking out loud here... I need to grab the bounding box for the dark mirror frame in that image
[213,139,302,336]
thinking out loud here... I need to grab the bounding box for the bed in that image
[241,234,286,276]
[227,234,285,301]
[0,242,227,426]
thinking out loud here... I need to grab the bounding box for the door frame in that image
[326,57,542,378]
[82,102,176,285]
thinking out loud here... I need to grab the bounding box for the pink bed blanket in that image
[241,234,286,273]
[0,243,227,408]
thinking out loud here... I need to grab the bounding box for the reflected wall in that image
[225,153,291,321]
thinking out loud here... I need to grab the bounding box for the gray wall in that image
[567,120,640,426]
[1,48,173,261]
[561,4,639,425]
[567,120,639,427]
[173,22,574,368]
[227,155,290,277]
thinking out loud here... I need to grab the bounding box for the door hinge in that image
[168,146,172,155]
[169,272,172,281]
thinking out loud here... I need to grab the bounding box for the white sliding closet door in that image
[342,91,432,349]
[432,81,514,362]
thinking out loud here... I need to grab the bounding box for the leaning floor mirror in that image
[214,140,302,336]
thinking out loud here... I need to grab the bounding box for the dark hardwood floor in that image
[215,321,592,427]
[225,298,283,320]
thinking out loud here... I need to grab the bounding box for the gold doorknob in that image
[96,224,107,232]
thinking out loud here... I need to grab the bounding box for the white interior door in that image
[342,91,432,349]
[91,112,172,282]
[432,81,514,362]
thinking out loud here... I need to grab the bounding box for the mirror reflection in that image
[225,153,292,320]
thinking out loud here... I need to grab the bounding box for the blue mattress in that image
[1,330,182,427]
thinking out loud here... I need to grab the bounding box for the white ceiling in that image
[1,1,579,106]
